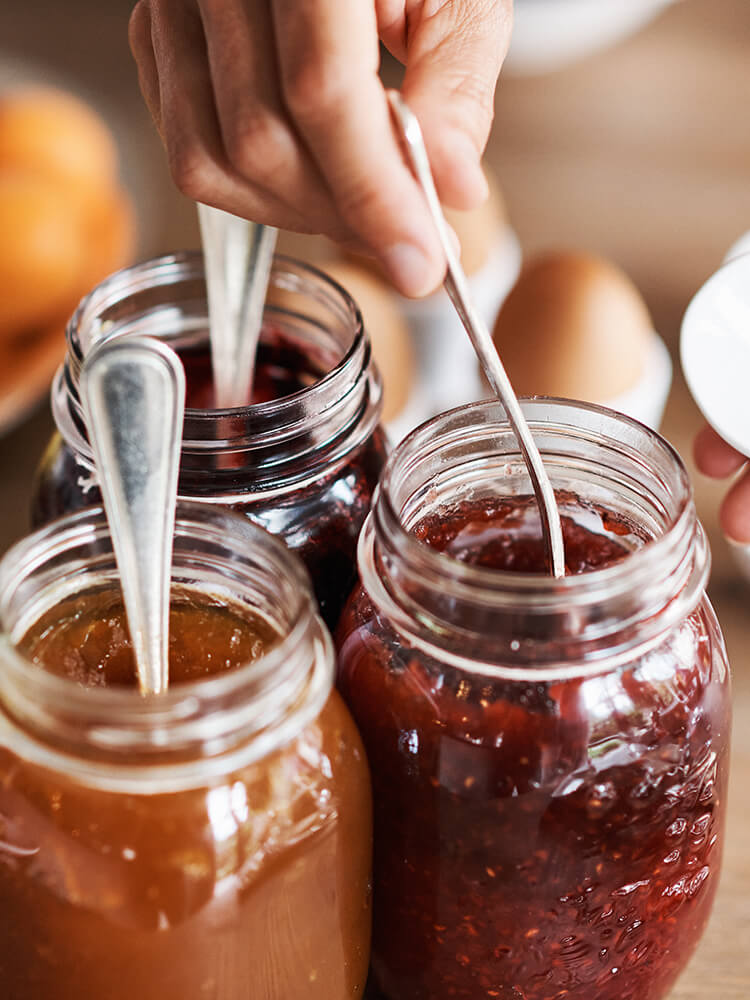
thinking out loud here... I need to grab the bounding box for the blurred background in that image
[0,2,748,992]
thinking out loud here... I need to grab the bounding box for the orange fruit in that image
[0,170,89,337]
[76,186,137,296]
[0,87,119,200]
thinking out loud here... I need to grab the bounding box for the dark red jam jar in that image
[31,252,387,628]
[336,399,731,1000]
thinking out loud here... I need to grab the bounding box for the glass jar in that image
[0,503,372,999]
[337,399,731,1000]
[32,252,387,627]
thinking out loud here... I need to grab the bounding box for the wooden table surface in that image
[1,1,749,995]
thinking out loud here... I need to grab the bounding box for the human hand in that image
[129,0,512,298]
[694,423,750,543]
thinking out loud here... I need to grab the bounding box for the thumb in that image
[400,0,512,209]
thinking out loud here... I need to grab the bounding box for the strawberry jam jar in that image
[32,253,387,627]
[0,503,372,999]
[336,399,731,1000]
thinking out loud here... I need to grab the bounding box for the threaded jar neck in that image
[360,398,708,677]
[52,252,383,497]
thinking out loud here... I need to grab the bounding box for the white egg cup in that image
[393,225,522,427]
[505,0,678,75]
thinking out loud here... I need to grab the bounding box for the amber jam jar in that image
[337,399,731,1000]
[32,252,387,627]
[0,504,372,1000]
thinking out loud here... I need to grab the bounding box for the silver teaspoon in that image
[198,204,278,409]
[80,337,186,695]
[387,91,565,578]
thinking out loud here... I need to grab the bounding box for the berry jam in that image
[338,499,729,1000]
[32,328,387,629]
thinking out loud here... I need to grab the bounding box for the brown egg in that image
[324,261,415,423]
[0,87,119,199]
[0,170,89,337]
[491,251,653,401]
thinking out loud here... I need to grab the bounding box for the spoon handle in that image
[80,337,186,695]
[198,204,278,409]
[387,91,566,579]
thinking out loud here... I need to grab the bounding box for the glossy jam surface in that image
[19,592,280,687]
[338,500,729,1000]
[0,592,373,999]
[32,329,388,628]
[179,333,322,409]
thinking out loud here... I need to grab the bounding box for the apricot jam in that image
[0,505,372,1000]
[337,400,730,1000]
[19,592,280,687]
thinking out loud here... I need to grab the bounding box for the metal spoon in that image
[387,91,565,578]
[198,204,278,409]
[80,337,186,695]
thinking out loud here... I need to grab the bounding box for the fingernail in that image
[383,242,442,298]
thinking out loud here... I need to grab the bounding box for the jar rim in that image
[53,251,384,493]
[65,250,368,418]
[360,397,709,674]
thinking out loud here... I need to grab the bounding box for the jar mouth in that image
[55,252,383,493]
[378,397,693,600]
[363,398,708,671]
[0,503,334,788]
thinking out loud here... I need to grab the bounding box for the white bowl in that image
[505,0,678,75]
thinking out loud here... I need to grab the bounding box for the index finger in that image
[272,0,445,297]
[694,423,748,479]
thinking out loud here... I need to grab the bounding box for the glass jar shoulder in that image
[0,691,371,1000]
[335,589,730,1000]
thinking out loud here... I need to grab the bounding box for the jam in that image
[32,325,387,628]
[18,591,280,687]
[338,499,729,1000]
[0,576,372,999]
[178,332,322,409]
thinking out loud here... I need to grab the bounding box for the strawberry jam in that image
[338,497,730,1000]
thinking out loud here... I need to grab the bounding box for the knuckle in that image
[223,111,290,184]
[446,69,495,139]
[128,1,150,52]
[167,141,214,201]
[336,179,387,230]
[283,58,346,120]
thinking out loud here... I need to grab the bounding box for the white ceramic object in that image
[397,226,522,418]
[505,0,678,75]
[605,330,673,431]
[682,252,750,582]
[681,254,750,459]
[724,230,750,264]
